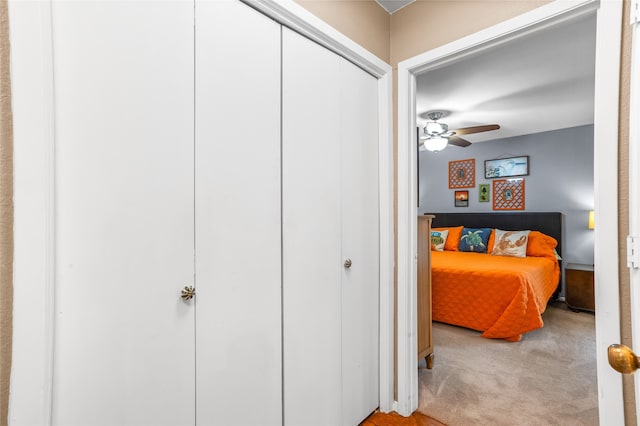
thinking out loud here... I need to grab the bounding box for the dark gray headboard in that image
[427,212,563,261]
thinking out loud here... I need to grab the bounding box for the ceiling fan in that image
[419,111,500,152]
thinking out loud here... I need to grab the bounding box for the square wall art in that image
[448,158,475,189]
[492,179,525,210]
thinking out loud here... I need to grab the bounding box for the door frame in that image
[396,0,624,422]
[8,0,395,423]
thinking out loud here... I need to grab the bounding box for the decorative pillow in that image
[487,229,496,254]
[433,226,463,251]
[526,230,558,260]
[491,229,530,258]
[458,228,492,253]
[430,229,449,251]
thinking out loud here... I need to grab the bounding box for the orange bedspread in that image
[431,251,560,341]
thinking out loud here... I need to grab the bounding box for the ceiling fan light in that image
[424,137,448,152]
[424,121,446,135]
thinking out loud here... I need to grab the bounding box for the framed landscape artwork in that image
[484,156,529,179]
[455,190,469,207]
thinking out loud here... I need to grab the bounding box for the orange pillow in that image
[432,226,463,251]
[526,230,558,258]
[487,229,495,254]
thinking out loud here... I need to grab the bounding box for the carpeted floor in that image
[418,302,598,425]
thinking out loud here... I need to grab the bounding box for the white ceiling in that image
[375,0,414,14]
[415,12,596,145]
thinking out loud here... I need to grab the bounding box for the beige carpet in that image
[418,302,598,425]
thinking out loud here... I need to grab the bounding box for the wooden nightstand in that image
[565,263,595,312]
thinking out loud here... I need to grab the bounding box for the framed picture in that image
[448,158,475,188]
[454,190,469,207]
[492,179,525,210]
[479,184,490,202]
[484,156,529,179]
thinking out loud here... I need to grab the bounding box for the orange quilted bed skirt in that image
[431,251,560,342]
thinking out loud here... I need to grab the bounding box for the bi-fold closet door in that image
[194,2,282,425]
[51,1,197,425]
[195,13,380,425]
[50,0,377,424]
[281,28,380,426]
[52,1,281,425]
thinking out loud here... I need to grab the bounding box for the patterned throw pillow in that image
[430,229,449,251]
[458,228,492,253]
[491,229,531,258]
[432,226,463,251]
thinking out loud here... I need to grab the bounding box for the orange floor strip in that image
[361,410,446,426]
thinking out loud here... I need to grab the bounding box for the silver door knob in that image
[344,259,352,269]
[181,286,195,301]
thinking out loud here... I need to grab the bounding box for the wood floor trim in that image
[361,410,446,426]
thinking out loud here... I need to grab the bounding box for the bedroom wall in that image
[418,124,595,268]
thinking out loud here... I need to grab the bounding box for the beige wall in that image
[294,0,391,63]
[0,0,13,424]
[390,0,550,66]
[619,1,634,423]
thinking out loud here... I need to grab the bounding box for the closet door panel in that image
[51,2,195,425]
[339,60,380,425]
[195,2,282,425]
[282,28,342,426]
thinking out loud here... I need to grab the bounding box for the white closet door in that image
[283,29,380,426]
[195,2,282,425]
[52,2,195,425]
[282,28,342,426]
[339,59,380,426]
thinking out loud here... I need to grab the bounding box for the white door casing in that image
[8,1,57,423]
[592,0,624,422]
[397,0,624,421]
[194,1,282,425]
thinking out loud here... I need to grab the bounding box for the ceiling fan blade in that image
[448,136,472,147]
[453,124,500,135]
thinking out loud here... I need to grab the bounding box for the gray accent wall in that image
[418,124,594,291]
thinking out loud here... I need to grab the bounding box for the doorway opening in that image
[395,0,623,422]
[415,12,596,424]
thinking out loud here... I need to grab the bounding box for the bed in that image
[424,212,562,342]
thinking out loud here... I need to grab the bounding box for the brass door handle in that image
[608,344,639,374]
[344,259,352,269]
[181,286,195,301]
